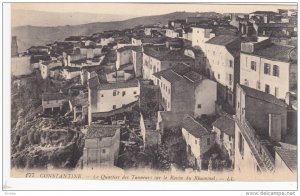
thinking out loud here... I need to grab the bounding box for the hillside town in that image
[11,9,297,178]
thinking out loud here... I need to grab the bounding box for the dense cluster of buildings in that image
[12,9,297,177]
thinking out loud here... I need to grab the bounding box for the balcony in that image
[235,117,275,172]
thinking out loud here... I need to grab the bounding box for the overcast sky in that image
[12,3,296,16]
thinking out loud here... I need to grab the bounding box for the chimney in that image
[268,114,281,142]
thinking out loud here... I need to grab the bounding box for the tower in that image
[11,36,18,57]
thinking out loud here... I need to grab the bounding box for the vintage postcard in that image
[3,2,298,191]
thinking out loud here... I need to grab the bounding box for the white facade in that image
[91,85,140,113]
[192,27,215,51]
[194,79,217,117]
[40,61,62,79]
[234,123,261,178]
[62,69,81,80]
[205,44,235,91]
[80,48,102,59]
[182,127,215,169]
[240,53,293,99]
[143,54,168,81]
[11,56,32,76]
[42,99,65,112]
[100,37,115,46]
[116,49,132,70]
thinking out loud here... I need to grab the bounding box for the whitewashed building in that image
[83,125,120,168]
[88,78,140,124]
[240,39,297,100]
[42,92,66,112]
[182,115,216,170]
[39,60,62,79]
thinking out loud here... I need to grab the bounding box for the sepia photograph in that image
[2,1,298,193]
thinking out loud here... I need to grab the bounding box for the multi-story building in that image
[235,84,288,177]
[88,78,140,124]
[192,25,215,51]
[153,63,217,118]
[240,39,297,100]
[140,113,161,148]
[83,125,120,168]
[205,35,241,106]
[182,115,216,170]
[142,45,194,81]
[212,115,235,165]
[39,60,62,79]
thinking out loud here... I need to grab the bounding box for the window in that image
[273,65,280,77]
[229,74,232,85]
[207,138,211,146]
[244,79,249,86]
[275,87,279,97]
[122,91,126,96]
[251,61,256,71]
[229,136,232,141]
[167,102,169,108]
[265,84,270,94]
[133,91,137,95]
[256,81,261,90]
[102,149,106,154]
[229,60,233,68]
[264,63,271,75]
[218,74,220,79]
[238,132,244,157]
[101,94,104,97]
[188,145,191,155]
[197,104,201,109]
[195,140,197,144]
[168,89,170,94]
[113,90,117,96]
[112,105,116,109]
[213,51,215,56]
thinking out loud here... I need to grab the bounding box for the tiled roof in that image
[183,71,202,83]
[239,84,287,108]
[162,50,194,61]
[161,70,183,83]
[116,46,139,52]
[85,125,120,139]
[182,115,210,138]
[63,66,81,72]
[247,44,296,63]
[42,92,65,101]
[212,116,235,136]
[206,35,240,46]
[143,47,193,61]
[98,79,139,90]
[275,143,297,173]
